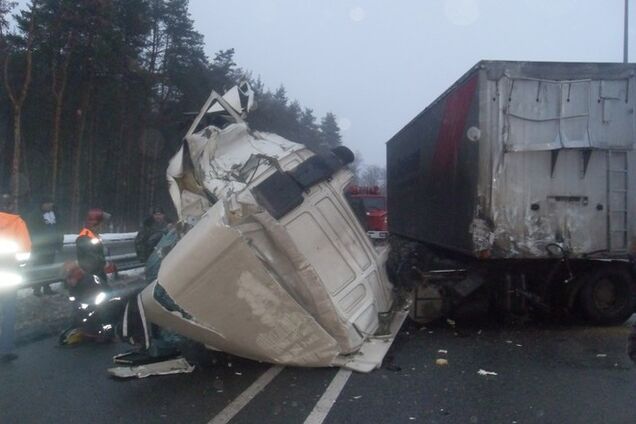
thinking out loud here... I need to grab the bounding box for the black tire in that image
[579,267,635,325]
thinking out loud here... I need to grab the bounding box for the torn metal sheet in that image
[108,357,195,379]
[142,84,400,371]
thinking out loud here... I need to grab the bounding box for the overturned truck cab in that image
[135,84,405,372]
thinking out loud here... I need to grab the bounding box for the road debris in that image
[596,354,607,358]
[477,369,498,376]
[353,395,362,400]
[436,358,449,366]
[438,349,448,354]
[108,357,195,379]
[446,318,456,327]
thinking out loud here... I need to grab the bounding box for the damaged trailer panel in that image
[387,61,636,325]
[388,61,636,259]
[137,84,405,372]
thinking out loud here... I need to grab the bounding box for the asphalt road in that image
[1,316,634,424]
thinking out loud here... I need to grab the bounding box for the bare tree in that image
[359,164,386,192]
[348,150,363,184]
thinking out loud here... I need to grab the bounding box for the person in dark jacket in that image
[28,198,63,296]
[135,207,169,263]
[76,208,111,285]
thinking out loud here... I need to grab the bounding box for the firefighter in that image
[0,193,31,362]
[76,208,111,286]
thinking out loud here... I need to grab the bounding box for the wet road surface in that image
[1,317,634,424]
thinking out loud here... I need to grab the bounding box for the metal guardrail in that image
[20,237,143,289]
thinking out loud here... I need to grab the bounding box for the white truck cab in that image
[138,84,405,372]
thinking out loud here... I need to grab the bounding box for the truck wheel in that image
[579,267,635,325]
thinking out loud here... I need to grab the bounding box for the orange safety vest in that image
[78,228,99,240]
[0,211,32,254]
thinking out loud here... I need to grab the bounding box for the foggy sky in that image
[11,0,634,166]
[189,0,632,167]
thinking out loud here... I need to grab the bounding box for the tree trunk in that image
[50,37,73,199]
[50,73,68,198]
[2,1,36,210]
[70,81,93,227]
[51,99,63,195]
[87,110,96,208]
[139,131,147,223]
[148,133,159,210]
[114,89,127,230]
[11,106,21,206]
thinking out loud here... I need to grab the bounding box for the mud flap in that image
[108,357,195,379]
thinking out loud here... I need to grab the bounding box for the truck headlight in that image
[0,271,23,289]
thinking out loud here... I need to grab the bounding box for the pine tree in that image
[0,0,349,228]
[209,48,239,91]
[320,112,341,148]
[298,107,321,151]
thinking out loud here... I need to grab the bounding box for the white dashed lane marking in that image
[208,365,285,424]
[303,369,353,424]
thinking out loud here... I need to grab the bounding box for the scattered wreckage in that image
[115,83,407,376]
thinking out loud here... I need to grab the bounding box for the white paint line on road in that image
[303,368,353,424]
[208,365,284,424]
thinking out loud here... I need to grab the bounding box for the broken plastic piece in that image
[477,369,498,376]
[113,350,180,366]
[108,357,195,379]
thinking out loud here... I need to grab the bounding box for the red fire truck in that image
[345,185,388,242]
